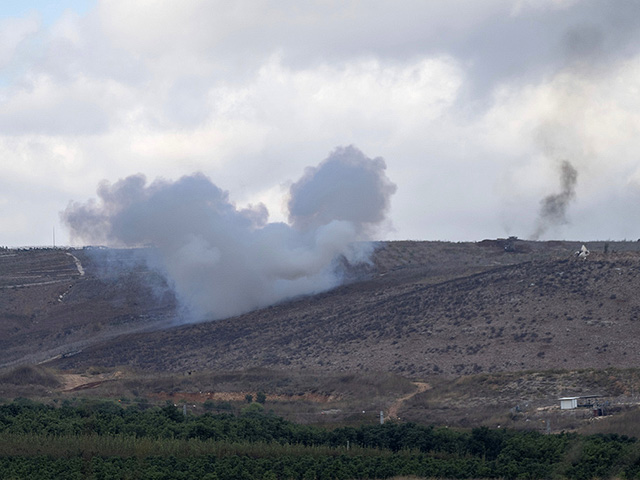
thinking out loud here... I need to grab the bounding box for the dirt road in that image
[387,381,430,419]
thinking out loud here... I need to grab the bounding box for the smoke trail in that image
[531,160,578,240]
[61,145,396,321]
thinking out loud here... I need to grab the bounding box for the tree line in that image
[1,398,640,479]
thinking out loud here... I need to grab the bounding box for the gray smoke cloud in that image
[62,145,396,321]
[288,147,396,233]
[531,160,578,240]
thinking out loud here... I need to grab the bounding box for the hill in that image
[6,239,640,431]
[0,247,175,368]
[5,239,632,377]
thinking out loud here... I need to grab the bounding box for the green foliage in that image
[564,433,637,480]
[203,399,233,412]
[241,402,264,416]
[0,399,638,479]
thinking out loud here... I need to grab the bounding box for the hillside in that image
[15,239,635,377]
[0,247,176,368]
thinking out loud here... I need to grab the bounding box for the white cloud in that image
[0,75,110,134]
[0,13,40,68]
[1,0,640,246]
[510,0,581,16]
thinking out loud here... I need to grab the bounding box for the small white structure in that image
[560,397,579,410]
[575,245,590,259]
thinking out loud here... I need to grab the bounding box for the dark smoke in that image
[531,160,578,240]
[62,145,396,321]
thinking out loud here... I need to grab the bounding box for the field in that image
[2,239,640,436]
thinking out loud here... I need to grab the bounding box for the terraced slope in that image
[0,248,176,367]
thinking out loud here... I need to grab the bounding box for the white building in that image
[559,397,579,410]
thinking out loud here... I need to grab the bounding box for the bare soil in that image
[387,382,430,419]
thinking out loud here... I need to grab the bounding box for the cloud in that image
[2,0,640,246]
[0,76,110,135]
[0,13,40,69]
[62,146,396,321]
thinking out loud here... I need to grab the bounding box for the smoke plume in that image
[531,160,578,240]
[62,145,396,321]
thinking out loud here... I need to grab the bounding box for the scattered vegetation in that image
[401,367,640,431]
[0,365,60,388]
[5,365,640,434]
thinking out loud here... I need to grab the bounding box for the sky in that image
[3,0,640,247]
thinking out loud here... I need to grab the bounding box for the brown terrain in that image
[0,247,175,368]
[3,238,640,432]
[42,239,640,376]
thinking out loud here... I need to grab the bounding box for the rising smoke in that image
[531,160,578,240]
[62,145,396,321]
[512,18,615,240]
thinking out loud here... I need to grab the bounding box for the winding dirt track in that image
[387,382,430,419]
